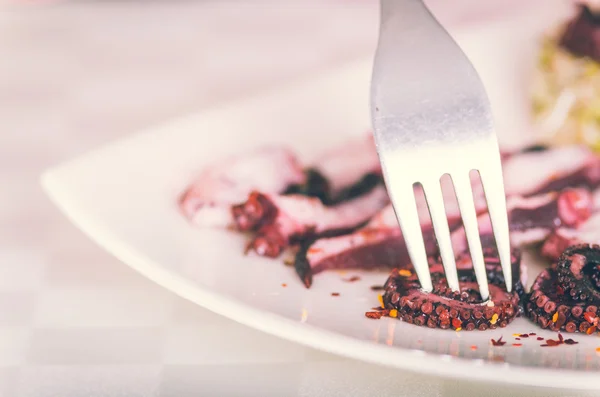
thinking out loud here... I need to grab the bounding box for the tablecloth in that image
[0,1,595,395]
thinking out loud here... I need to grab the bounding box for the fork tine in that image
[421,179,459,292]
[479,163,513,292]
[452,173,490,301]
[389,183,433,292]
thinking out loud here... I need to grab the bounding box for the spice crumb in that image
[519,334,530,338]
[552,312,559,323]
[342,275,361,283]
[365,311,384,319]
[370,285,385,291]
[564,339,578,345]
[377,294,384,308]
[586,326,597,335]
[398,269,412,277]
[596,347,600,353]
[512,343,522,347]
[537,337,544,341]
[470,345,477,351]
[490,313,499,325]
[512,333,520,337]
[529,333,536,336]
[389,309,398,318]
[491,336,506,346]
[331,292,340,297]
[281,283,287,287]
[515,337,521,341]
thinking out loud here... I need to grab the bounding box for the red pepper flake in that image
[515,337,521,341]
[342,275,361,283]
[541,333,574,347]
[452,318,462,329]
[491,336,506,346]
[519,334,530,338]
[281,283,287,287]
[586,326,597,335]
[512,343,523,347]
[584,312,597,324]
[370,285,385,291]
[537,337,544,341]
[529,333,536,336]
[470,345,477,351]
[365,311,384,319]
[331,292,340,297]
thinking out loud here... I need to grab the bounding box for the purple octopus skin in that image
[382,248,525,331]
[560,4,600,62]
[501,145,600,197]
[293,204,440,288]
[232,185,390,258]
[296,188,592,288]
[525,244,600,334]
[451,188,593,253]
[180,146,306,228]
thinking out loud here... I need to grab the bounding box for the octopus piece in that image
[293,204,437,288]
[306,134,382,199]
[542,210,600,260]
[285,169,382,206]
[451,188,593,255]
[560,3,600,62]
[382,248,525,331]
[525,244,600,334]
[232,185,390,258]
[295,186,592,288]
[180,146,305,227]
[501,146,600,197]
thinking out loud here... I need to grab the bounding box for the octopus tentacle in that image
[233,186,390,258]
[382,248,524,331]
[526,244,600,333]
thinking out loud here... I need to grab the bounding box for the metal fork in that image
[370,0,512,300]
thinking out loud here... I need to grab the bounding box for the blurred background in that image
[1,1,592,396]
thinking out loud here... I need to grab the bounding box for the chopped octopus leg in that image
[451,188,593,254]
[180,146,305,227]
[233,185,390,258]
[542,207,600,260]
[294,203,441,287]
[382,248,525,331]
[525,244,600,334]
[502,146,600,197]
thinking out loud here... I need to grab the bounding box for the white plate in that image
[41,4,600,390]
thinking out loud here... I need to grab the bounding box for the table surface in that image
[0,1,596,396]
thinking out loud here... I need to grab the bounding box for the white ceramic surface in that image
[41,7,600,390]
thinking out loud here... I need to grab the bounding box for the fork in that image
[370,0,512,301]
